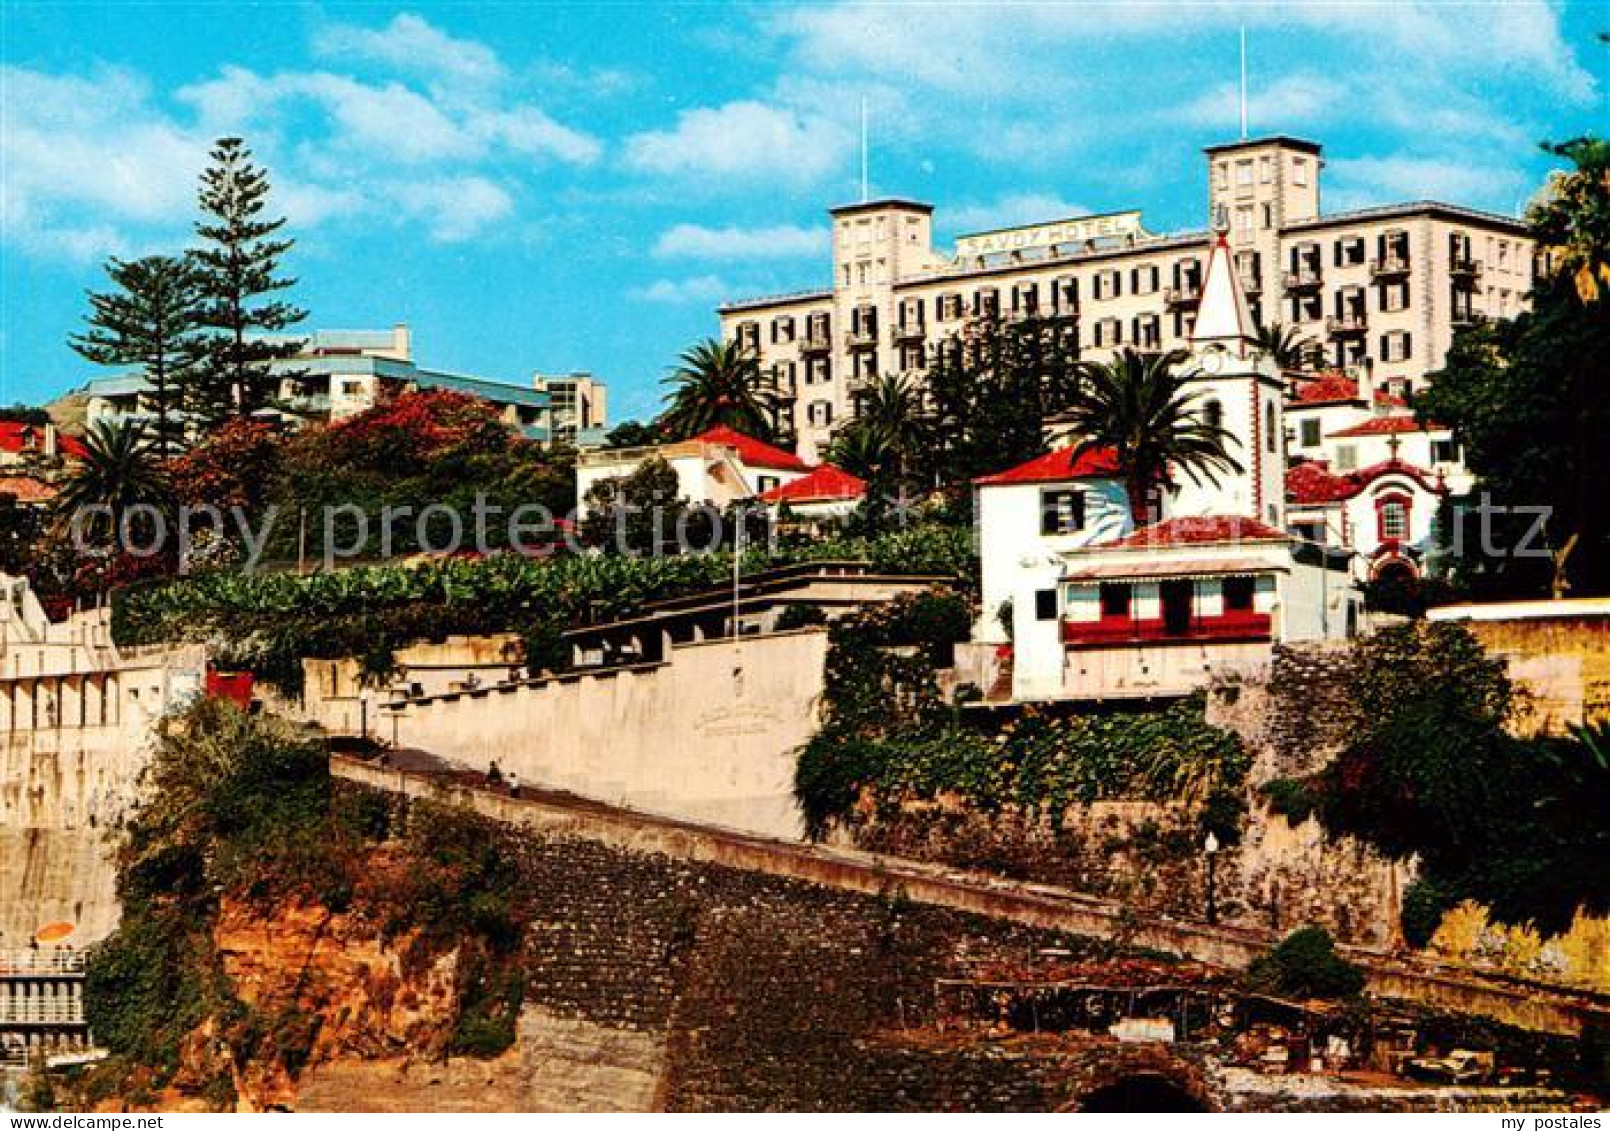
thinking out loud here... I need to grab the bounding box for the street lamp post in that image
[1204,830,1221,926]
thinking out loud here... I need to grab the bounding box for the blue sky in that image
[2,2,1604,423]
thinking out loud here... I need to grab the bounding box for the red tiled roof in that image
[758,464,866,504]
[0,422,85,459]
[1287,459,1443,505]
[1290,373,1361,405]
[975,445,1123,486]
[1328,414,1442,438]
[691,425,810,471]
[1104,515,1290,549]
[0,475,58,504]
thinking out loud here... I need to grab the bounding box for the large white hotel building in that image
[718,135,1536,461]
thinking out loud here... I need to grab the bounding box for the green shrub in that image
[1262,777,1320,825]
[1401,877,1451,950]
[1245,926,1365,1001]
[775,603,829,631]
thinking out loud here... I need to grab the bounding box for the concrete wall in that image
[385,630,828,839]
[1429,602,1610,733]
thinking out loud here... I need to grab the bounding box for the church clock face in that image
[1200,345,1227,374]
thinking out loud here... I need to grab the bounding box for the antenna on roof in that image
[1239,27,1249,140]
[860,97,870,202]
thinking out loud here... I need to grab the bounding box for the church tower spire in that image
[1189,210,1256,358]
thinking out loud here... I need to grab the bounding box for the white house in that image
[973,445,1134,648]
[574,425,811,516]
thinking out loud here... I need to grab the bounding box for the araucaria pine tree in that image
[69,256,205,461]
[189,137,306,424]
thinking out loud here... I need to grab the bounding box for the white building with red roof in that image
[980,222,1360,701]
[756,464,866,524]
[0,421,84,468]
[575,425,812,516]
[1287,457,1447,583]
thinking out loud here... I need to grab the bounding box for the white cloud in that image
[628,275,730,305]
[0,65,207,258]
[946,194,1091,234]
[624,100,851,185]
[653,222,822,260]
[394,176,515,242]
[1178,73,1347,131]
[1326,156,1530,214]
[314,13,506,88]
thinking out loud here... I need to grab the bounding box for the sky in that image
[2,2,1604,423]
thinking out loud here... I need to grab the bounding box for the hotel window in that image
[736,321,760,350]
[851,304,878,339]
[1381,280,1410,312]
[1335,443,1358,472]
[1293,158,1309,186]
[1034,589,1058,622]
[1336,237,1366,267]
[1094,318,1122,348]
[1099,583,1131,621]
[1261,203,1273,230]
[1236,205,1254,234]
[1131,265,1159,296]
[1214,162,1228,190]
[1236,159,1254,187]
[808,313,831,339]
[1235,251,1260,288]
[806,400,833,427]
[1259,155,1272,183]
[1040,488,1086,535]
[1013,282,1039,313]
[1300,419,1322,448]
[806,356,831,385]
[1094,269,1122,300]
[1053,276,1079,312]
[1431,437,1459,464]
[1379,498,1409,542]
[774,361,796,392]
[841,265,851,287]
[975,288,999,317]
[1133,314,1161,349]
[771,316,796,344]
[1292,293,1322,323]
[1381,330,1413,362]
[857,262,870,285]
[899,298,924,331]
[853,351,877,380]
[937,293,963,321]
[899,343,924,370]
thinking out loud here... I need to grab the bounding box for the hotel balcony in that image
[801,332,833,354]
[1450,257,1483,286]
[1326,313,1369,337]
[1282,266,1323,292]
[1062,610,1273,648]
[1451,309,1488,328]
[845,327,878,349]
[893,322,926,343]
[1370,255,1412,279]
[1163,282,1202,307]
[1239,272,1262,295]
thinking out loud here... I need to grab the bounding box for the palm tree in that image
[658,338,784,441]
[1061,348,1243,525]
[824,419,895,483]
[56,419,171,552]
[1252,322,1322,374]
[847,373,929,480]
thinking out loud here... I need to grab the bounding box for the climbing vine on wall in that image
[794,591,1249,839]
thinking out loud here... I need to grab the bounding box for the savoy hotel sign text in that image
[955,210,1146,259]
